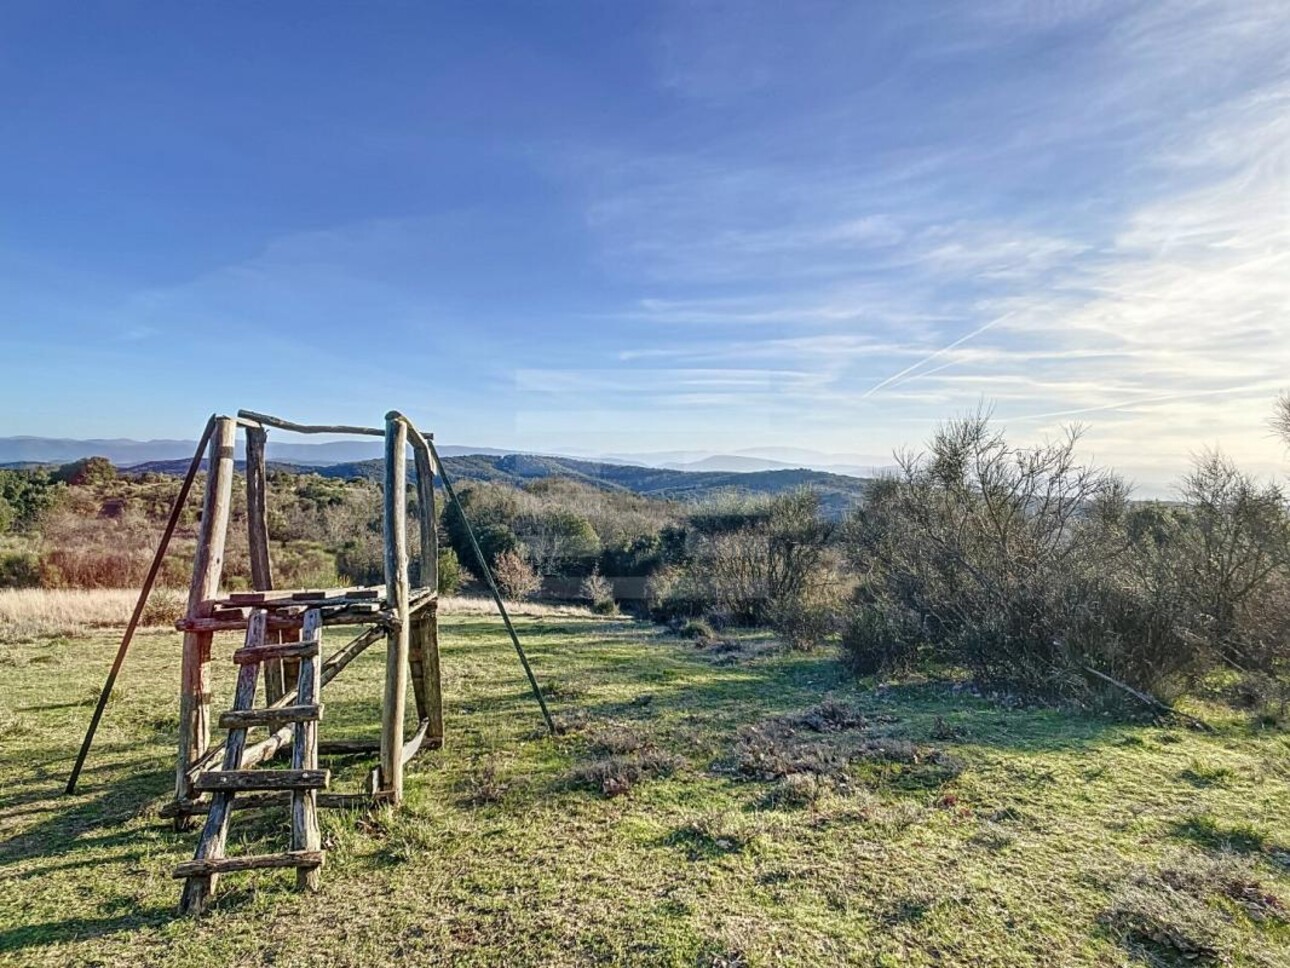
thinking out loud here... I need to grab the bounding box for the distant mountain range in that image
[116,452,872,516]
[0,436,874,515]
[0,436,896,477]
[0,435,498,465]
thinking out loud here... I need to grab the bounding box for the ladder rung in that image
[232,640,319,665]
[192,769,329,793]
[173,850,325,878]
[218,704,323,730]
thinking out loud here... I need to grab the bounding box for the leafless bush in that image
[680,490,834,625]
[491,549,540,600]
[841,412,1290,700]
[770,581,841,651]
[841,412,1136,694]
[581,567,617,614]
[1273,391,1290,448]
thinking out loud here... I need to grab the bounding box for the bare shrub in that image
[643,564,706,622]
[491,549,540,600]
[679,617,716,643]
[0,544,40,588]
[770,584,839,651]
[841,413,1134,695]
[587,725,649,756]
[761,772,826,809]
[686,491,834,625]
[581,567,616,615]
[1170,452,1290,673]
[734,725,847,780]
[787,699,870,733]
[839,412,1290,700]
[1274,391,1290,448]
[139,587,185,627]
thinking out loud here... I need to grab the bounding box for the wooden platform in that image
[175,586,436,632]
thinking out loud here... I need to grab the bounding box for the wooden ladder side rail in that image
[65,414,218,796]
[179,610,267,916]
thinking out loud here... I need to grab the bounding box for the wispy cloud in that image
[551,0,1290,480]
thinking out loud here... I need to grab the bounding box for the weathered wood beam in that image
[418,605,443,747]
[174,850,324,878]
[292,610,323,891]
[176,416,237,811]
[232,640,319,665]
[380,414,411,802]
[236,409,384,437]
[179,610,265,915]
[217,704,322,730]
[192,769,329,793]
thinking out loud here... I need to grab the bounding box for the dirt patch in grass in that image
[567,748,686,800]
[728,700,962,799]
[461,755,512,806]
[1102,850,1286,965]
[668,811,771,860]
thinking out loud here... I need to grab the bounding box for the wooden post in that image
[420,602,443,747]
[292,610,323,891]
[380,414,410,802]
[246,425,286,705]
[413,442,438,592]
[408,440,443,745]
[176,416,236,812]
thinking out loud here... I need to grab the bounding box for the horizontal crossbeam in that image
[217,705,322,729]
[173,850,324,878]
[192,769,329,793]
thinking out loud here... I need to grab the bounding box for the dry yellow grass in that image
[438,594,597,618]
[0,588,180,641]
[0,588,593,642]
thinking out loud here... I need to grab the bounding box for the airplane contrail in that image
[861,311,1015,399]
[1011,381,1281,422]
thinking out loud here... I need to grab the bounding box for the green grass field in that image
[1,610,1288,967]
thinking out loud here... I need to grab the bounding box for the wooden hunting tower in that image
[166,409,442,913]
[67,407,551,915]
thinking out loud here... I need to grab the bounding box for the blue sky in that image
[1,1,1286,486]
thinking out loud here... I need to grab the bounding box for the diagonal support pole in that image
[427,439,554,735]
[66,414,218,795]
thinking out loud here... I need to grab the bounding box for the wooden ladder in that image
[175,607,327,915]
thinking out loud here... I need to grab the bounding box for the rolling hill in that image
[119,451,873,515]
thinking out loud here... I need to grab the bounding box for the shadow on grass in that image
[0,760,173,870]
[0,908,175,955]
[1170,814,1276,854]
